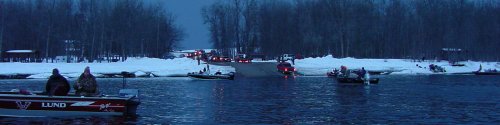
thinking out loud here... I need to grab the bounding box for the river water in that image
[0,75,499,124]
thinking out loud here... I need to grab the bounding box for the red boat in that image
[0,89,140,117]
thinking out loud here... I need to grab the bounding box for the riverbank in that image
[0,56,498,79]
[0,57,235,79]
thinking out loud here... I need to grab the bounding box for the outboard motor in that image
[119,89,140,116]
[228,72,235,80]
[364,73,371,85]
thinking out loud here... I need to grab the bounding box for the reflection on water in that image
[0,75,499,124]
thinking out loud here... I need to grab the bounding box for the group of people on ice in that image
[330,65,368,79]
[189,64,222,75]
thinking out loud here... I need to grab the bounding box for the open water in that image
[0,75,499,124]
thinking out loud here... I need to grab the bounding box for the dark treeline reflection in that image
[0,0,184,62]
[202,0,499,61]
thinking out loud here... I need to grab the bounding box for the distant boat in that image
[334,70,379,84]
[337,77,379,84]
[474,65,499,75]
[187,72,235,80]
[0,89,140,117]
[474,71,500,75]
[328,69,393,76]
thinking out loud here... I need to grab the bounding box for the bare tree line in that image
[0,0,184,62]
[202,0,499,61]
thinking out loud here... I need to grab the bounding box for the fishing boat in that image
[335,69,379,84]
[0,89,140,117]
[474,71,500,75]
[473,65,499,75]
[187,72,235,80]
[336,77,379,84]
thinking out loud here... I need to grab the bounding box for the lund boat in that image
[0,89,140,117]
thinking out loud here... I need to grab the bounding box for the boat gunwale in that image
[0,93,134,100]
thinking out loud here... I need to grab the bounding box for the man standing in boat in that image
[45,68,70,96]
[74,67,98,96]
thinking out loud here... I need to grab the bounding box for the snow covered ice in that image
[0,57,235,79]
[293,55,499,76]
[0,56,498,79]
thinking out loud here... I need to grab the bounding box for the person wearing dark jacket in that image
[74,67,98,96]
[45,68,70,96]
[357,67,367,79]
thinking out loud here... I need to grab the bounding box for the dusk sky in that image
[163,0,215,50]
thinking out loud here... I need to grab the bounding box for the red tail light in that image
[285,68,288,72]
[294,68,297,71]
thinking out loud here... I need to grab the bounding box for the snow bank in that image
[293,55,498,76]
[0,57,235,79]
[1,55,497,78]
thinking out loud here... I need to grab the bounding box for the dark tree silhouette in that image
[0,0,184,62]
[202,0,500,61]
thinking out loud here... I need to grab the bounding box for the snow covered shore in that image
[294,55,499,76]
[0,56,498,79]
[0,57,235,79]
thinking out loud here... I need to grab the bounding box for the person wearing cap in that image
[45,68,70,96]
[74,67,98,96]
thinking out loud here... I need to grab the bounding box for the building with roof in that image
[1,50,41,62]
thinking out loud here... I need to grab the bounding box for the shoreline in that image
[0,56,498,79]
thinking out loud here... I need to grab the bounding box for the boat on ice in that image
[187,72,235,80]
[474,71,500,75]
[473,65,499,75]
[0,89,140,117]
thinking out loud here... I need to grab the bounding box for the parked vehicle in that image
[235,54,252,63]
[211,56,232,62]
[163,53,176,59]
[220,56,232,62]
[186,53,196,58]
[295,53,304,59]
[277,62,296,74]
